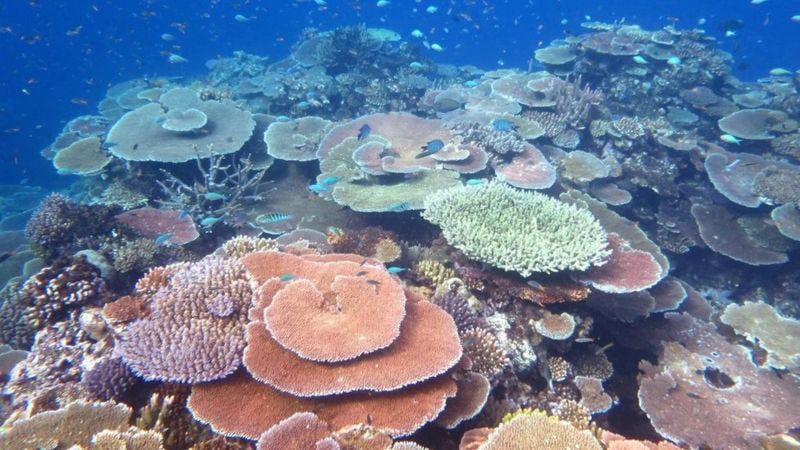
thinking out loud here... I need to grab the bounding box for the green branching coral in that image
[422,181,610,276]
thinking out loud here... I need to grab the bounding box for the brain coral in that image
[422,181,610,276]
[106,87,255,162]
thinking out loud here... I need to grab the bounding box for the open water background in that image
[0,0,797,187]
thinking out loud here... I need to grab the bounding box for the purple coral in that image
[81,357,137,401]
[20,256,107,330]
[432,286,480,333]
[118,256,255,383]
[24,194,119,260]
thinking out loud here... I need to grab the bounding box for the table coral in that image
[423,181,610,276]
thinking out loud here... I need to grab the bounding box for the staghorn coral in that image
[423,181,610,276]
[155,151,270,230]
[118,256,255,383]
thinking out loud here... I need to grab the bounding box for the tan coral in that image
[547,356,572,382]
[373,237,402,263]
[92,427,164,450]
[416,259,456,287]
[460,327,508,380]
[720,301,800,370]
[0,401,132,450]
[220,235,278,259]
[475,409,602,449]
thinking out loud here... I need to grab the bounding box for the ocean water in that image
[1,1,797,185]
[0,1,799,449]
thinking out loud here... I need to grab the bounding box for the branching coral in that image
[423,181,610,276]
[118,256,256,383]
[156,152,269,228]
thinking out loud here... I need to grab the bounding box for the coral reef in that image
[7,17,800,450]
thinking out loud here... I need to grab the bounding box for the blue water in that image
[0,0,797,186]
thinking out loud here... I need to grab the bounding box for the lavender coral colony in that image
[2,17,800,450]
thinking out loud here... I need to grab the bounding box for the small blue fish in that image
[178,210,190,220]
[357,124,371,141]
[466,179,486,186]
[463,80,479,88]
[154,232,173,246]
[416,139,445,158]
[279,274,295,282]
[203,192,226,201]
[320,175,343,186]
[256,213,292,224]
[309,183,328,194]
[387,201,413,212]
[491,119,515,132]
[386,266,406,274]
[200,216,223,227]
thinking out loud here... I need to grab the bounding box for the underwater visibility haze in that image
[1,1,800,449]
